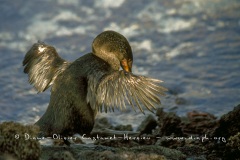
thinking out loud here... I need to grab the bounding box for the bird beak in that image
[121,59,132,72]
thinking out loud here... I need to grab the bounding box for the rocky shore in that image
[1,104,240,160]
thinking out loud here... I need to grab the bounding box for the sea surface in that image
[0,0,239,130]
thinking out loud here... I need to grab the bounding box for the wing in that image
[23,42,70,92]
[87,70,168,114]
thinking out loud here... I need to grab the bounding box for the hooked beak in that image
[121,59,132,72]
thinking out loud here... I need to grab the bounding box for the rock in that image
[206,104,240,159]
[137,114,157,135]
[3,105,240,159]
[41,144,186,160]
[94,137,140,148]
[49,151,75,160]
[114,124,133,131]
[155,135,185,148]
[213,104,240,139]
[121,145,186,160]
[91,117,139,138]
[221,132,240,159]
[182,110,217,135]
[93,117,113,131]
[77,150,121,160]
[175,97,188,105]
[177,146,206,159]
[0,154,17,160]
[227,132,240,150]
[155,108,184,137]
[0,121,41,160]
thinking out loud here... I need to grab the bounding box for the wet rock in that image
[227,132,240,150]
[91,117,138,138]
[213,104,240,139]
[137,114,157,135]
[215,132,240,159]
[77,150,120,160]
[177,146,206,159]
[206,104,240,159]
[118,152,166,160]
[155,108,184,137]
[0,154,17,160]
[94,138,140,148]
[175,97,188,105]
[182,110,217,135]
[123,145,186,160]
[155,135,185,148]
[53,137,85,146]
[114,124,133,131]
[49,151,75,160]
[0,121,41,160]
[41,144,186,160]
[93,117,133,132]
[93,117,113,130]
[3,105,240,159]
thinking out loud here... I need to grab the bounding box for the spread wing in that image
[23,42,70,92]
[87,70,167,114]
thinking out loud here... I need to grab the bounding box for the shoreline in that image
[0,104,240,159]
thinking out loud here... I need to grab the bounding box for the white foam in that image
[94,0,125,8]
[166,42,193,59]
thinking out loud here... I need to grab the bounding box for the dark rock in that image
[53,136,85,146]
[41,144,186,160]
[93,117,113,131]
[77,150,121,160]
[114,124,133,131]
[137,114,157,135]
[94,138,140,148]
[181,110,218,135]
[227,132,240,150]
[155,136,185,148]
[4,104,240,159]
[213,104,240,139]
[49,151,75,160]
[0,154,17,160]
[175,97,188,105]
[223,132,240,159]
[125,145,186,160]
[177,146,205,158]
[91,117,138,138]
[207,104,240,159]
[0,121,41,160]
[156,108,184,137]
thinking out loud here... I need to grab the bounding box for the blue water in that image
[0,0,239,129]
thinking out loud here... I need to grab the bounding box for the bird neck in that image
[93,52,120,71]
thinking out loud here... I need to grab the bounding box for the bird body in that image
[23,30,167,139]
[37,53,118,136]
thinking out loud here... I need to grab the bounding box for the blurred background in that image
[0,0,239,130]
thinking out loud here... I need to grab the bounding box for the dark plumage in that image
[23,30,167,143]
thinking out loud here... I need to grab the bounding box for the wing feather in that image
[88,70,167,113]
[23,42,70,92]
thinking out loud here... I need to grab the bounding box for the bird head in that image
[92,30,133,72]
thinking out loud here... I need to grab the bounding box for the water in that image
[0,0,239,129]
